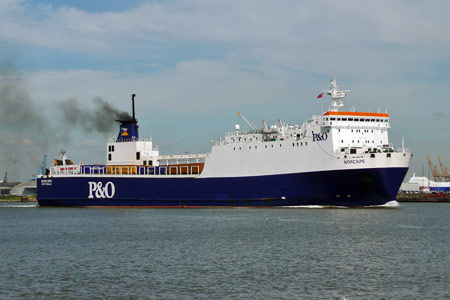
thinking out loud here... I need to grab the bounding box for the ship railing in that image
[50,165,202,176]
[226,130,262,137]
[107,137,153,143]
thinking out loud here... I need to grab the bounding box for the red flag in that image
[317,93,323,99]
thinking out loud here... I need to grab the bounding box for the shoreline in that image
[0,196,37,202]
[397,192,450,203]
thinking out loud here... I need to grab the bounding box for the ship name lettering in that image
[88,181,115,199]
[41,179,52,186]
[344,159,365,164]
[312,133,328,142]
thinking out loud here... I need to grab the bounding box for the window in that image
[330,118,336,121]
[108,154,112,161]
[143,160,147,165]
[149,161,153,166]
[342,118,347,121]
[136,152,141,160]
[112,145,114,152]
[348,118,353,121]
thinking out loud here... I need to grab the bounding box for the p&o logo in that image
[88,181,115,199]
[312,132,328,142]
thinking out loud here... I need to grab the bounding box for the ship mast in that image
[326,77,350,111]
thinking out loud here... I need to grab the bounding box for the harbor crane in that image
[427,154,450,182]
[438,156,450,182]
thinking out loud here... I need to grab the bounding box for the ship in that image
[400,174,450,193]
[37,78,412,207]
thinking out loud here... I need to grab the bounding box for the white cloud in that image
[1,0,449,54]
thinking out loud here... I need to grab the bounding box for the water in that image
[0,203,448,300]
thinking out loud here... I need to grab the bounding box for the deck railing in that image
[50,164,203,177]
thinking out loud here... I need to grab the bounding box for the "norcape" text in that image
[344,159,365,164]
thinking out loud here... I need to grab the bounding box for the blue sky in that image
[0,0,449,181]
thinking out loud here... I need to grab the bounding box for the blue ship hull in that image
[37,167,408,207]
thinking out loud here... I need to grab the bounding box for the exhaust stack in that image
[115,94,139,142]
[132,93,136,122]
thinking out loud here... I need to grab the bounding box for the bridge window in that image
[342,118,347,121]
[348,118,353,121]
[330,118,336,121]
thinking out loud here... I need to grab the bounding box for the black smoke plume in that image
[0,59,132,180]
[57,97,133,135]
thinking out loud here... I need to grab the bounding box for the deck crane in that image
[238,112,259,131]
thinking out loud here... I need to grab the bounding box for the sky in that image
[0,0,449,181]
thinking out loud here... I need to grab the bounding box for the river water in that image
[0,202,448,299]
